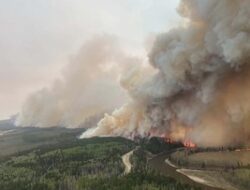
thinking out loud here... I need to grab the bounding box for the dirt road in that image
[122,149,135,174]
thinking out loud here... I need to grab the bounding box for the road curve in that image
[122,149,135,174]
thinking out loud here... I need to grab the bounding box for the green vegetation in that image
[0,136,134,190]
[93,147,201,190]
[222,168,250,190]
[76,171,200,190]
[0,128,201,190]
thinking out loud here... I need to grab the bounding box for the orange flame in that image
[183,139,196,148]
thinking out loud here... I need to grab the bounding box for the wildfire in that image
[183,139,196,148]
[164,137,173,144]
[148,127,197,148]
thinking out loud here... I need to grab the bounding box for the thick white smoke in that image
[82,0,250,147]
[16,36,141,128]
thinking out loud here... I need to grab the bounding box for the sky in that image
[0,0,180,120]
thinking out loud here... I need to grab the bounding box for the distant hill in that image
[0,119,16,130]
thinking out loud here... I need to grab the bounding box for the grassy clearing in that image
[170,149,250,168]
[170,149,250,190]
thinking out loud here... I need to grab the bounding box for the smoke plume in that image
[16,36,141,128]
[81,0,250,147]
[17,0,250,147]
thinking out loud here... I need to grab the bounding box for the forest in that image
[0,128,200,190]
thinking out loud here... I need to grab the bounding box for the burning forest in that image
[17,0,250,148]
[82,0,250,148]
[3,1,250,190]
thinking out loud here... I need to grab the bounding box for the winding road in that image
[122,149,135,174]
[121,148,236,190]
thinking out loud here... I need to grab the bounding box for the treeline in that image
[139,137,183,154]
[0,135,201,190]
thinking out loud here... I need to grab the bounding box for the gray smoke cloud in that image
[82,0,250,147]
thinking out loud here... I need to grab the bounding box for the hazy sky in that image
[0,0,180,119]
